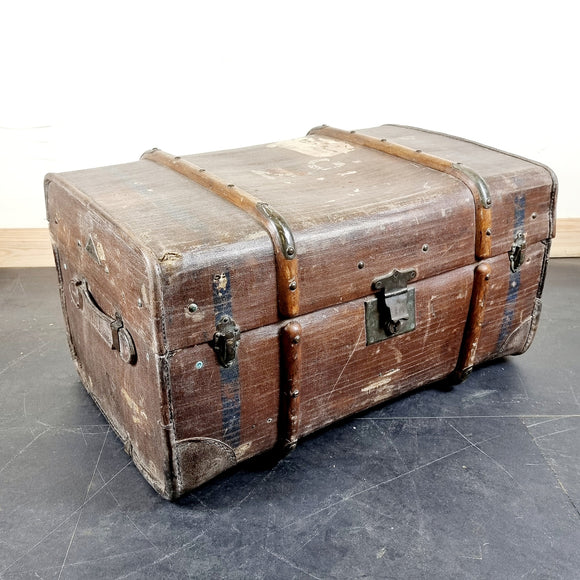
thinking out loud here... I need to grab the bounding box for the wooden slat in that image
[551,218,580,258]
[0,228,53,267]
[140,148,300,317]
[0,219,579,267]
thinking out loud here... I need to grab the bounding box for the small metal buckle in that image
[365,268,417,345]
[509,231,526,272]
[212,316,241,368]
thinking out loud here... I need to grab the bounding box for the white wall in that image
[1,0,578,228]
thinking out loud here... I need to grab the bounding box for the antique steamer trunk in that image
[45,125,557,499]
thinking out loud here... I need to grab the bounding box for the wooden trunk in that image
[45,124,557,499]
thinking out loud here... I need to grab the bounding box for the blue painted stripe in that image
[497,194,526,348]
[212,272,241,447]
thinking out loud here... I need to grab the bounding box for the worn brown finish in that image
[45,124,557,499]
[365,125,556,254]
[454,262,492,381]
[472,241,547,364]
[141,148,300,317]
[49,138,476,352]
[309,125,494,258]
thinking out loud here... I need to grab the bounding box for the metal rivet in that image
[287,246,295,257]
[293,335,301,344]
[137,298,143,308]
[380,138,387,142]
[289,281,297,291]
[349,130,356,134]
[422,244,429,252]
[486,228,492,236]
[63,263,67,270]
[416,149,422,153]
[199,168,206,172]
[266,417,273,424]
[291,389,300,398]
[531,212,537,220]
[195,361,204,370]
[358,261,365,269]
[174,156,181,160]
[410,271,416,279]
[222,316,230,324]
[188,303,198,313]
[77,240,82,247]
[227,184,235,188]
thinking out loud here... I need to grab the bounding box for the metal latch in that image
[212,315,241,368]
[509,231,526,272]
[365,268,417,345]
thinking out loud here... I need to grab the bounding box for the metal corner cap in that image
[306,124,328,135]
[452,163,492,208]
[256,202,297,260]
[140,147,161,160]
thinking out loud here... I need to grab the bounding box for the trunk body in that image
[45,125,556,499]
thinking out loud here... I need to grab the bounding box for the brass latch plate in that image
[365,268,417,345]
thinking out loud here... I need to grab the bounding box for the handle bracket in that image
[69,279,137,365]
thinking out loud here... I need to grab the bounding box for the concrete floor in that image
[0,260,578,579]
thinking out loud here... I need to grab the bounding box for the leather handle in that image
[69,278,137,365]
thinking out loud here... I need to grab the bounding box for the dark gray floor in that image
[0,260,579,580]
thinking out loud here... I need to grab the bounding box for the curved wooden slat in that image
[141,148,299,317]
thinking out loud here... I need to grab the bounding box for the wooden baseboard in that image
[551,218,580,258]
[1,220,579,267]
[0,229,54,267]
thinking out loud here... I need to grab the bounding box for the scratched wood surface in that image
[48,137,476,351]
[44,125,557,497]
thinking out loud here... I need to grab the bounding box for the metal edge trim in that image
[452,163,492,208]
